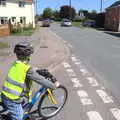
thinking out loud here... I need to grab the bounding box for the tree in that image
[53,10,60,21]
[43,7,53,18]
[88,10,97,20]
[60,5,76,19]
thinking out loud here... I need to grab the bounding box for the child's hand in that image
[54,81,60,88]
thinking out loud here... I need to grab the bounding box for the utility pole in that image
[100,0,103,13]
[69,0,71,19]
[36,0,37,15]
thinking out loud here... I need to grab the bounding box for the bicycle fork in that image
[46,89,57,105]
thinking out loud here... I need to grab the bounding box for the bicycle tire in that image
[0,114,11,120]
[38,85,68,119]
[0,102,7,113]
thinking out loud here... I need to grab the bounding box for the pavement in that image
[0,27,70,88]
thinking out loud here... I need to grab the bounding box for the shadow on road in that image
[0,114,47,120]
[0,109,49,120]
[104,31,120,38]
[96,28,120,38]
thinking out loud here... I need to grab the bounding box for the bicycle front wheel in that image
[38,85,68,119]
[0,102,7,113]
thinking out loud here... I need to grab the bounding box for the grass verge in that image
[72,22,81,27]
[0,42,9,49]
[12,28,36,36]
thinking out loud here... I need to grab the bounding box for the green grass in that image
[12,28,36,36]
[72,22,81,27]
[0,42,9,49]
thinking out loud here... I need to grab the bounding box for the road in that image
[49,23,120,120]
[1,24,120,120]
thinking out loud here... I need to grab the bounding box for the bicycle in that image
[0,80,68,120]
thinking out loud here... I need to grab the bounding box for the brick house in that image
[105,1,120,32]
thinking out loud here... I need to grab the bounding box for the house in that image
[0,0,35,28]
[105,1,120,32]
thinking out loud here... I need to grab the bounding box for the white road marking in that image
[71,78,83,88]
[63,40,67,43]
[63,62,71,68]
[101,86,105,90]
[112,45,120,49]
[75,62,81,65]
[71,56,78,62]
[87,111,103,120]
[77,90,93,105]
[96,90,113,103]
[77,90,88,97]
[66,69,76,77]
[68,43,73,48]
[110,108,120,120]
[80,98,93,105]
[80,69,89,76]
[86,77,99,86]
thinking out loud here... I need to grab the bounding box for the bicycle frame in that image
[0,86,57,119]
[23,87,45,119]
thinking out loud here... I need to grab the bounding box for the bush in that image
[23,23,33,30]
[54,18,62,21]
[12,23,34,34]
[74,15,82,22]
[12,28,22,33]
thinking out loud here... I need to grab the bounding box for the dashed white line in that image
[87,111,103,120]
[74,62,81,65]
[80,98,93,105]
[71,56,78,62]
[66,69,76,77]
[63,62,71,68]
[77,90,89,97]
[77,90,93,105]
[71,78,83,88]
[68,43,73,48]
[80,68,89,76]
[112,45,120,49]
[96,90,113,103]
[86,77,99,87]
[110,108,120,120]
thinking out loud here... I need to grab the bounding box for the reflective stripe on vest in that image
[2,86,21,97]
[2,60,30,100]
[6,77,26,88]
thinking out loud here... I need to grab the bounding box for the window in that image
[20,17,26,24]
[19,1,25,8]
[0,17,8,24]
[11,17,16,23]
[0,0,6,7]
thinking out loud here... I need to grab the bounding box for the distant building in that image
[105,1,120,32]
[0,0,35,28]
[79,12,85,19]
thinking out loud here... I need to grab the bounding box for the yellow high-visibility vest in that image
[2,60,30,100]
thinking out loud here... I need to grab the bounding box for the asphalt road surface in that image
[48,23,120,120]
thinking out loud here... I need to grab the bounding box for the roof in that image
[107,1,120,9]
[25,0,33,2]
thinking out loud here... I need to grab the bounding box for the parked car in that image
[61,19,72,27]
[42,19,50,27]
[82,20,96,27]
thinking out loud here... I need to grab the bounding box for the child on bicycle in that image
[1,41,59,120]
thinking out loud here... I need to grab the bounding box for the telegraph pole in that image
[69,0,71,19]
[100,0,103,13]
[36,0,37,15]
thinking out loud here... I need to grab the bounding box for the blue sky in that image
[36,0,118,14]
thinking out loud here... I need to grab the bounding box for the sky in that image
[36,0,118,14]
